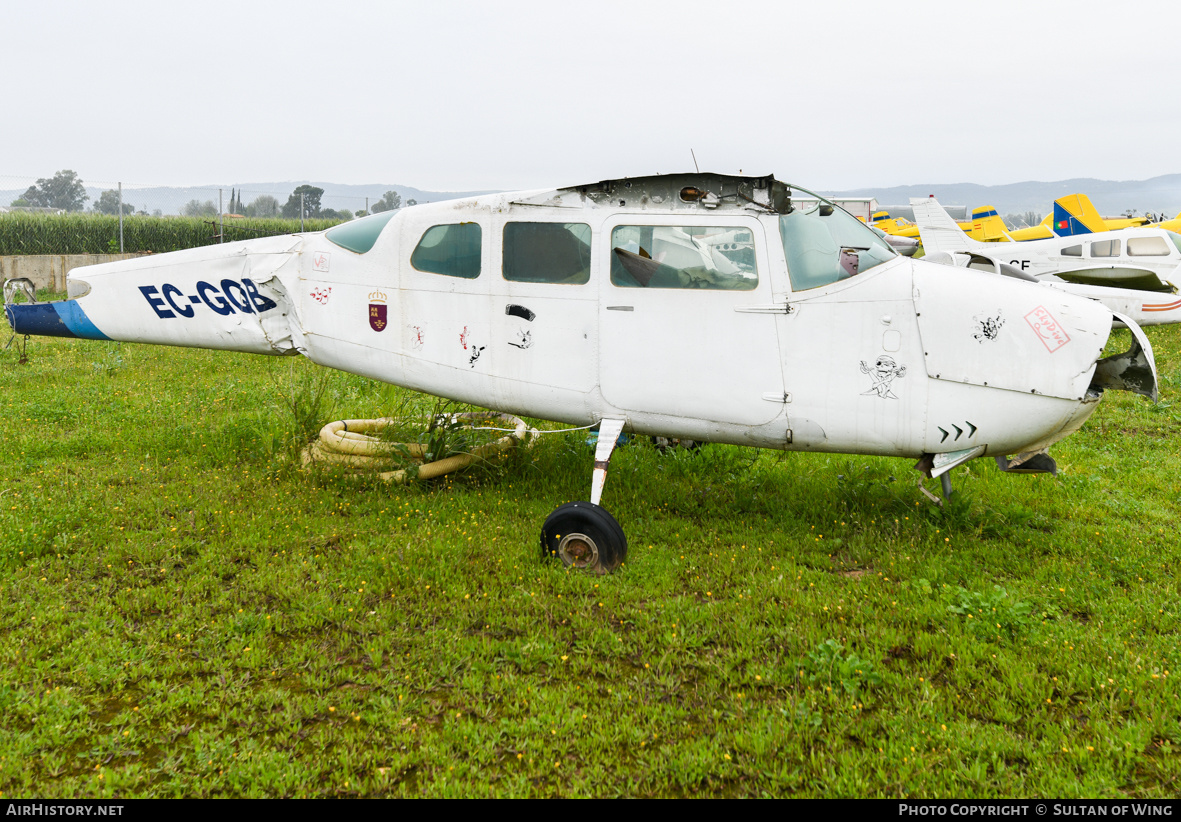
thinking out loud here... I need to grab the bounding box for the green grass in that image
[0,324,1179,797]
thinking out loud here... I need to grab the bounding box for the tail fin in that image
[966,205,1013,242]
[911,196,990,254]
[1052,193,1105,236]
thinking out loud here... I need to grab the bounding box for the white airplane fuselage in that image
[8,175,1149,476]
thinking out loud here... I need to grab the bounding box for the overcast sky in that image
[6,0,1176,193]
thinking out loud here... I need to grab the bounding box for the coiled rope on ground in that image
[301,411,536,483]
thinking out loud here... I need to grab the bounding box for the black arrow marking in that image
[967,421,977,437]
[939,427,949,443]
[953,425,963,441]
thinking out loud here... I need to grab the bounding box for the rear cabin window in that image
[1061,244,1082,257]
[325,210,397,254]
[502,222,591,284]
[610,225,758,290]
[1090,239,1121,258]
[1127,236,1172,256]
[411,223,482,279]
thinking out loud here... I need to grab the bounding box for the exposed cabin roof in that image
[507,173,795,215]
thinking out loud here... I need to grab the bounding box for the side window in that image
[610,225,758,290]
[410,223,481,279]
[1061,244,1082,257]
[502,222,591,284]
[1090,239,1120,258]
[1127,236,1171,257]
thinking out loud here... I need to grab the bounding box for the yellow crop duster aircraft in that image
[873,205,1017,242]
[938,195,1157,245]
[870,211,923,238]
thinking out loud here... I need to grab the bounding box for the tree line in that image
[9,170,413,221]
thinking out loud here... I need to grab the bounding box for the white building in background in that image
[796,196,879,221]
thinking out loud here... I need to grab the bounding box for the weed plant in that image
[0,325,1178,797]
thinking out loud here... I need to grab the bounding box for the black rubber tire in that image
[539,501,627,574]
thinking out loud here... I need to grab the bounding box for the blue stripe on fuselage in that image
[4,301,111,340]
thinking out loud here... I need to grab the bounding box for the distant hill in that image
[6,175,1180,220]
[822,174,1181,220]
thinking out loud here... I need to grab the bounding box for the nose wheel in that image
[540,418,629,574]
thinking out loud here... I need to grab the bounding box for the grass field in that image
[0,321,1179,798]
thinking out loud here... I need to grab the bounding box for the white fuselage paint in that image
[58,183,1135,463]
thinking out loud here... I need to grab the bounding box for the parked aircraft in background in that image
[3,174,1158,573]
[872,207,1014,243]
[913,196,1181,326]
[868,224,919,256]
[871,211,923,239]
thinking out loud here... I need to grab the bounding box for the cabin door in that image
[598,216,785,427]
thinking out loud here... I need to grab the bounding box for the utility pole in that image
[118,182,124,253]
[365,196,368,216]
[300,193,305,232]
[219,189,224,243]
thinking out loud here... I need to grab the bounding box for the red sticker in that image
[1024,305,1070,353]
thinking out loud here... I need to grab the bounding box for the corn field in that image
[0,212,344,256]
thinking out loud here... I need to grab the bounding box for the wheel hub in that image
[557,532,600,570]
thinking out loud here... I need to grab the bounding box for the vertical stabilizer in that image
[966,206,1013,242]
[1052,194,1104,236]
[911,197,990,254]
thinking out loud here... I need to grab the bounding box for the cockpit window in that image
[610,225,758,289]
[1169,231,1181,255]
[778,198,895,291]
[325,210,397,254]
[1061,244,1082,257]
[411,223,482,279]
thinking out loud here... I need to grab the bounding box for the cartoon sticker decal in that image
[459,325,485,367]
[1025,305,1070,353]
[368,290,387,332]
[310,285,332,305]
[860,355,907,399]
[505,304,536,322]
[972,310,1004,343]
[313,252,331,273]
[506,303,536,350]
[937,421,977,443]
[508,329,533,349]
[409,325,424,350]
